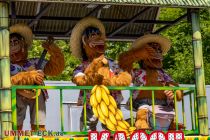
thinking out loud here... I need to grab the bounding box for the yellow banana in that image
[96,86,102,103]
[116,113,122,121]
[100,85,110,95]
[90,93,98,107]
[108,104,116,114]
[106,119,116,131]
[100,101,109,117]
[116,126,127,131]
[97,105,106,120]
[89,84,131,135]
[101,89,110,105]
[92,107,98,118]
[91,85,98,95]
[109,112,117,125]
[108,95,117,108]
[123,120,130,128]
[99,117,106,124]
[118,121,128,129]
[117,109,124,119]
[129,127,136,132]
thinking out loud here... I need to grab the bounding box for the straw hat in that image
[70,17,106,59]
[10,24,33,48]
[131,34,171,55]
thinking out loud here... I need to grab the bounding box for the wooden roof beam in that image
[153,13,188,34]
[108,7,151,37]
[65,5,104,36]
[28,3,51,27]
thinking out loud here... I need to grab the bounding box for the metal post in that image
[0,1,12,138]
[191,9,209,135]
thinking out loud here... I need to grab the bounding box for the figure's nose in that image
[10,41,15,47]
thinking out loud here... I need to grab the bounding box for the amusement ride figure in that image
[10,24,65,130]
[70,17,132,131]
[119,34,183,130]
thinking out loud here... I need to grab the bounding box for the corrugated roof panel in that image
[15,0,210,8]
[45,3,91,17]
[10,1,188,40]
[15,2,37,16]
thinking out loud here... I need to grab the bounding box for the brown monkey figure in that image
[119,34,183,130]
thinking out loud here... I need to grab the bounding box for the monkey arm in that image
[168,82,183,101]
[43,43,65,76]
[118,46,156,72]
[11,70,44,85]
[110,72,132,86]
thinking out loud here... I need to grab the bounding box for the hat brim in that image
[70,17,106,59]
[132,34,171,55]
[10,24,33,48]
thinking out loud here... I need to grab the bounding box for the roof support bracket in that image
[108,7,151,37]
[65,5,104,36]
[28,3,51,27]
[153,13,188,34]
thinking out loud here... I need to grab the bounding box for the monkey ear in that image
[82,35,87,47]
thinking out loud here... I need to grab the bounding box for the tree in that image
[159,8,210,84]
[29,8,210,84]
[29,40,80,81]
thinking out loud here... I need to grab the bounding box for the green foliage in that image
[105,41,130,60]
[29,40,80,81]
[29,8,210,84]
[160,8,210,84]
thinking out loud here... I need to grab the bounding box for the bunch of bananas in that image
[90,85,136,135]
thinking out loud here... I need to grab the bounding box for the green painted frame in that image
[11,85,198,137]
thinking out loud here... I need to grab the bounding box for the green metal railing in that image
[11,85,198,136]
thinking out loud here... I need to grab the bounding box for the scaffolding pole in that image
[0,1,12,139]
[191,9,209,136]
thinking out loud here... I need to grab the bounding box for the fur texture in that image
[43,43,65,76]
[135,109,150,129]
[119,40,183,130]
[74,55,132,86]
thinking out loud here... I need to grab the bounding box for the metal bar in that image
[174,90,178,130]
[152,90,156,129]
[129,90,134,127]
[9,15,175,25]
[184,90,194,95]
[83,90,87,131]
[60,89,64,131]
[108,7,151,37]
[34,31,143,41]
[68,104,71,131]
[189,93,195,130]
[33,2,42,30]
[12,85,195,91]
[35,89,39,130]
[191,9,209,135]
[65,5,104,36]
[153,13,188,34]
[182,98,186,130]
[11,87,17,130]
[10,2,16,18]
[28,3,51,27]
[85,5,104,17]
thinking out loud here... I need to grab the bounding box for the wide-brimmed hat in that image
[10,24,33,48]
[70,17,106,59]
[131,34,171,55]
